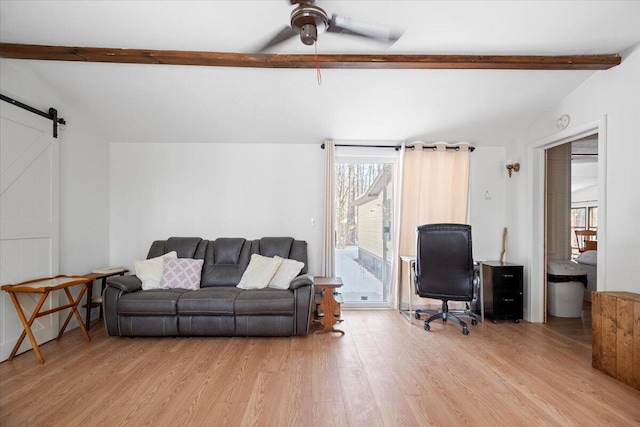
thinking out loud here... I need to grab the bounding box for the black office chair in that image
[414,223,478,335]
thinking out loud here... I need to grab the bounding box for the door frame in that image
[530,116,607,323]
[334,147,400,308]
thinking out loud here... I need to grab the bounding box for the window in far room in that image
[570,206,597,257]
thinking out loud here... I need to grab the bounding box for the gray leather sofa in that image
[103,236,314,337]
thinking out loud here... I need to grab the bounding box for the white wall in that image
[508,43,640,321]
[0,59,110,327]
[109,143,324,273]
[572,160,598,204]
[468,147,507,262]
[572,187,598,205]
[110,143,506,278]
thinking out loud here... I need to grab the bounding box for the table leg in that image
[315,291,345,335]
[7,291,49,364]
[58,285,91,342]
[399,259,417,323]
[98,276,108,320]
[398,257,403,315]
[408,260,414,320]
[85,278,93,331]
[479,263,485,323]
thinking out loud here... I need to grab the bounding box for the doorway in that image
[530,116,606,325]
[543,136,597,344]
[334,151,397,307]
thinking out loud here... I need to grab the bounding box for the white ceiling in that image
[1,1,640,146]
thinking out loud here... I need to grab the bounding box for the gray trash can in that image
[547,261,587,317]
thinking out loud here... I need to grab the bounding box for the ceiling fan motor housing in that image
[290,4,328,45]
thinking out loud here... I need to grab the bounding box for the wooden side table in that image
[1,275,92,364]
[84,268,128,331]
[313,277,344,335]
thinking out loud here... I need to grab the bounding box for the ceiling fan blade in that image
[328,14,402,43]
[256,26,297,52]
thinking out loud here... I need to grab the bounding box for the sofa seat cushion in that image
[118,289,189,315]
[234,289,295,315]
[177,287,242,315]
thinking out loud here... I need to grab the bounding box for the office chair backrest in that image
[415,223,474,301]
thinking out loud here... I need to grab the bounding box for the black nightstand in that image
[481,261,523,323]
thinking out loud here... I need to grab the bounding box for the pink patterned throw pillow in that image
[159,257,203,290]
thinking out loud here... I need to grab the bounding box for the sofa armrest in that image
[107,274,142,293]
[289,274,313,290]
[291,274,314,335]
[103,275,142,336]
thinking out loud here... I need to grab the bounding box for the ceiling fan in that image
[257,0,402,52]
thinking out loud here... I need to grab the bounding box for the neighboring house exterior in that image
[352,166,394,285]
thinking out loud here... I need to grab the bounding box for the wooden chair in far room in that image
[414,223,478,335]
[575,229,597,252]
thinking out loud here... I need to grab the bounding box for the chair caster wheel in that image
[492,319,498,324]
[471,319,478,326]
[415,312,421,320]
[424,323,430,331]
[463,328,469,335]
[515,319,520,323]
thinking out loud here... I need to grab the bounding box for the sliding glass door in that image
[334,150,397,306]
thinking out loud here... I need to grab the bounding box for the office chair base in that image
[424,320,470,334]
[418,302,478,335]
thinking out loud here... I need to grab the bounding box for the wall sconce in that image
[506,160,520,178]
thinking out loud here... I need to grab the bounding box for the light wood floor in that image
[2,310,639,426]
[542,301,593,347]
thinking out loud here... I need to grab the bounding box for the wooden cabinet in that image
[592,292,640,390]
[482,262,523,323]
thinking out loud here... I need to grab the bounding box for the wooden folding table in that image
[1,275,92,363]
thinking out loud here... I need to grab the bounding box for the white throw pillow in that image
[135,251,178,290]
[268,256,304,289]
[237,254,283,290]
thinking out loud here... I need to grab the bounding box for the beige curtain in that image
[395,142,471,306]
[321,139,335,277]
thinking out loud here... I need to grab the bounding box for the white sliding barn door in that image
[0,101,59,361]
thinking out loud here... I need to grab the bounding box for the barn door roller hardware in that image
[1,94,66,138]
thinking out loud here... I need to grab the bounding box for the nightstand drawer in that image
[494,291,524,319]
[494,267,522,291]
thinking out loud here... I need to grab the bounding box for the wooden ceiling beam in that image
[0,43,621,70]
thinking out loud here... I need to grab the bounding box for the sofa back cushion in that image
[251,237,308,275]
[147,237,207,260]
[143,237,308,288]
[201,238,251,287]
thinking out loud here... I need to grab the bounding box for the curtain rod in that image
[1,93,66,138]
[406,144,475,152]
[321,143,402,151]
[320,143,474,152]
